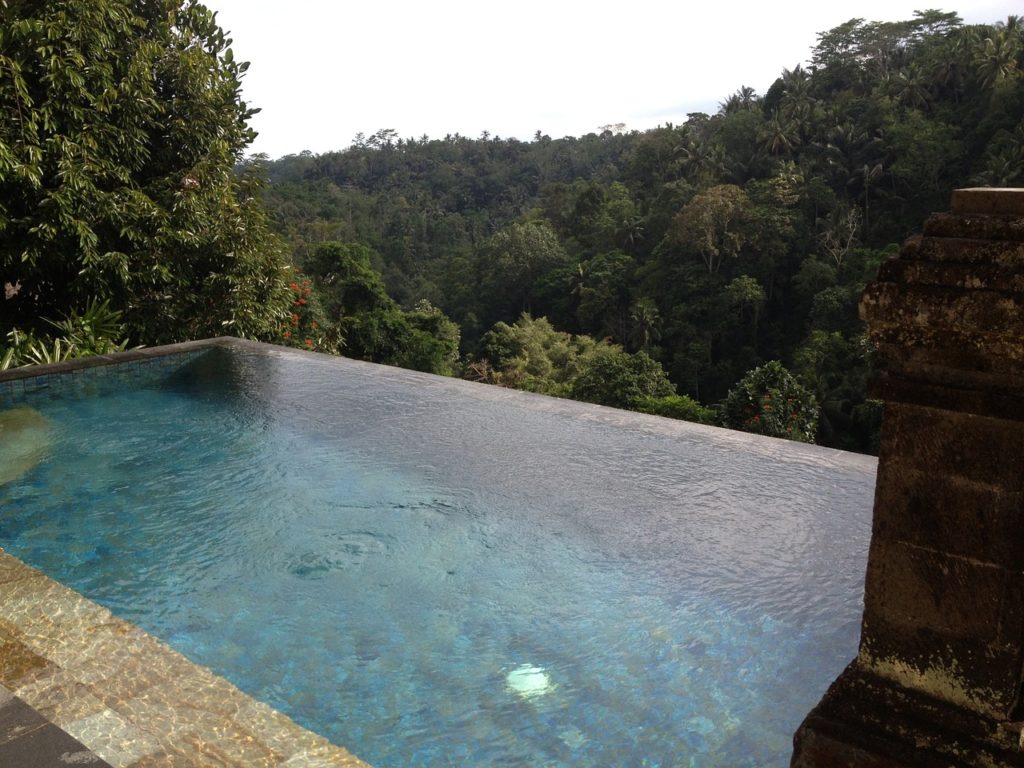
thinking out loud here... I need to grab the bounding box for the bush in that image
[571,347,674,409]
[721,361,819,442]
[634,394,716,424]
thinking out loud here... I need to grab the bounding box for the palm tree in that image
[628,298,661,352]
[891,66,931,110]
[718,86,759,115]
[973,20,1021,90]
[762,110,801,156]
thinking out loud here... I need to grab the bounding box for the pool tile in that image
[64,708,162,768]
[280,744,369,767]
[0,546,372,767]
[0,685,49,745]
[15,667,109,726]
[0,639,54,689]
[122,750,197,767]
[0,551,38,584]
[232,697,330,756]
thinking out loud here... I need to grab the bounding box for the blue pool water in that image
[0,347,875,766]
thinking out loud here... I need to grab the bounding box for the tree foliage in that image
[721,361,819,443]
[0,0,291,345]
[570,346,675,409]
[301,241,459,375]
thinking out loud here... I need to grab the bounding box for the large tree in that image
[0,0,290,345]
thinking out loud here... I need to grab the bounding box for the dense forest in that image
[2,3,1022,454]
[255,10,1024,452]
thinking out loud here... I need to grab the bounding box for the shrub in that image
[721,361,819,442]
[634,394,716,424]
[571,347,674,409]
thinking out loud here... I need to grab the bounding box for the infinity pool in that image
[0,343,875,766]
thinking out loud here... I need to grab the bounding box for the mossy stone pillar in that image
[792,189,1024,767]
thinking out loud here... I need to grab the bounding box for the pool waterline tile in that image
[0,549,370,767]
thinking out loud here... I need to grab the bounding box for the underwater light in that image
[506,664,553,698]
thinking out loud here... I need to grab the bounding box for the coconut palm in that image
[973,21,1021,90]
[628,298,662,352]
[762,110,801,155]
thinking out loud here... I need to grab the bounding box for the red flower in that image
[291,313,299,325]
[304,338,313,348]
[298,298,307,305]
[289,282,299,291]
[283,331,291,338]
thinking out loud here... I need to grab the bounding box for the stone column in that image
[792,188,1024,767]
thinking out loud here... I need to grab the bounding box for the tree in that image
[628,297,661,352]
[0,0,291,345]
[398,300,460,376]
[473,314,599,395]
[571,346,674,409]
[477,221,570,319]
[721,361,819,442]
[575,250,633,340]
[668,185,752,273]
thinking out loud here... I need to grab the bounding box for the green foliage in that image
[279,275,338,353]
[1,299,131,369]
[633,394,716,424]
[721,361,819,443]
[571,347,675,409]
[299,241,459,375]
[668,185,752,273]
[477,221,570,319]
[397,300,461,376]
[793,330,880,451]
[474,314,596,395]
[0,0,291,346]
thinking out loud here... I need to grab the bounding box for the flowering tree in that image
[721,360,819,442]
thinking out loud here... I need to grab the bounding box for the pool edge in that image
[0,337,878,477]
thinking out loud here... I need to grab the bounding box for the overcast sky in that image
[206,1,1019,160]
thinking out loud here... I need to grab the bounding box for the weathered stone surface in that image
[0,406,52,486]
[793,665,1024,767]
[792,189,1024,765]
[872,460,1024,569]
[923,211,1024,241]
[952,187,1024,215]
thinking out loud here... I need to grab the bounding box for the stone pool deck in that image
[0,549,369,767]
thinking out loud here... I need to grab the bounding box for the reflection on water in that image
[0,347,876,767]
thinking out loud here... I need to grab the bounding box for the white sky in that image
[206,1,1020,160]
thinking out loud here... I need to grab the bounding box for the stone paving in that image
[0,549,370,767]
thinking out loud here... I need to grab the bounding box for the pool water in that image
[0,347,875,767]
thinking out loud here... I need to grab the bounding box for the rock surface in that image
[792,188,1024,766]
